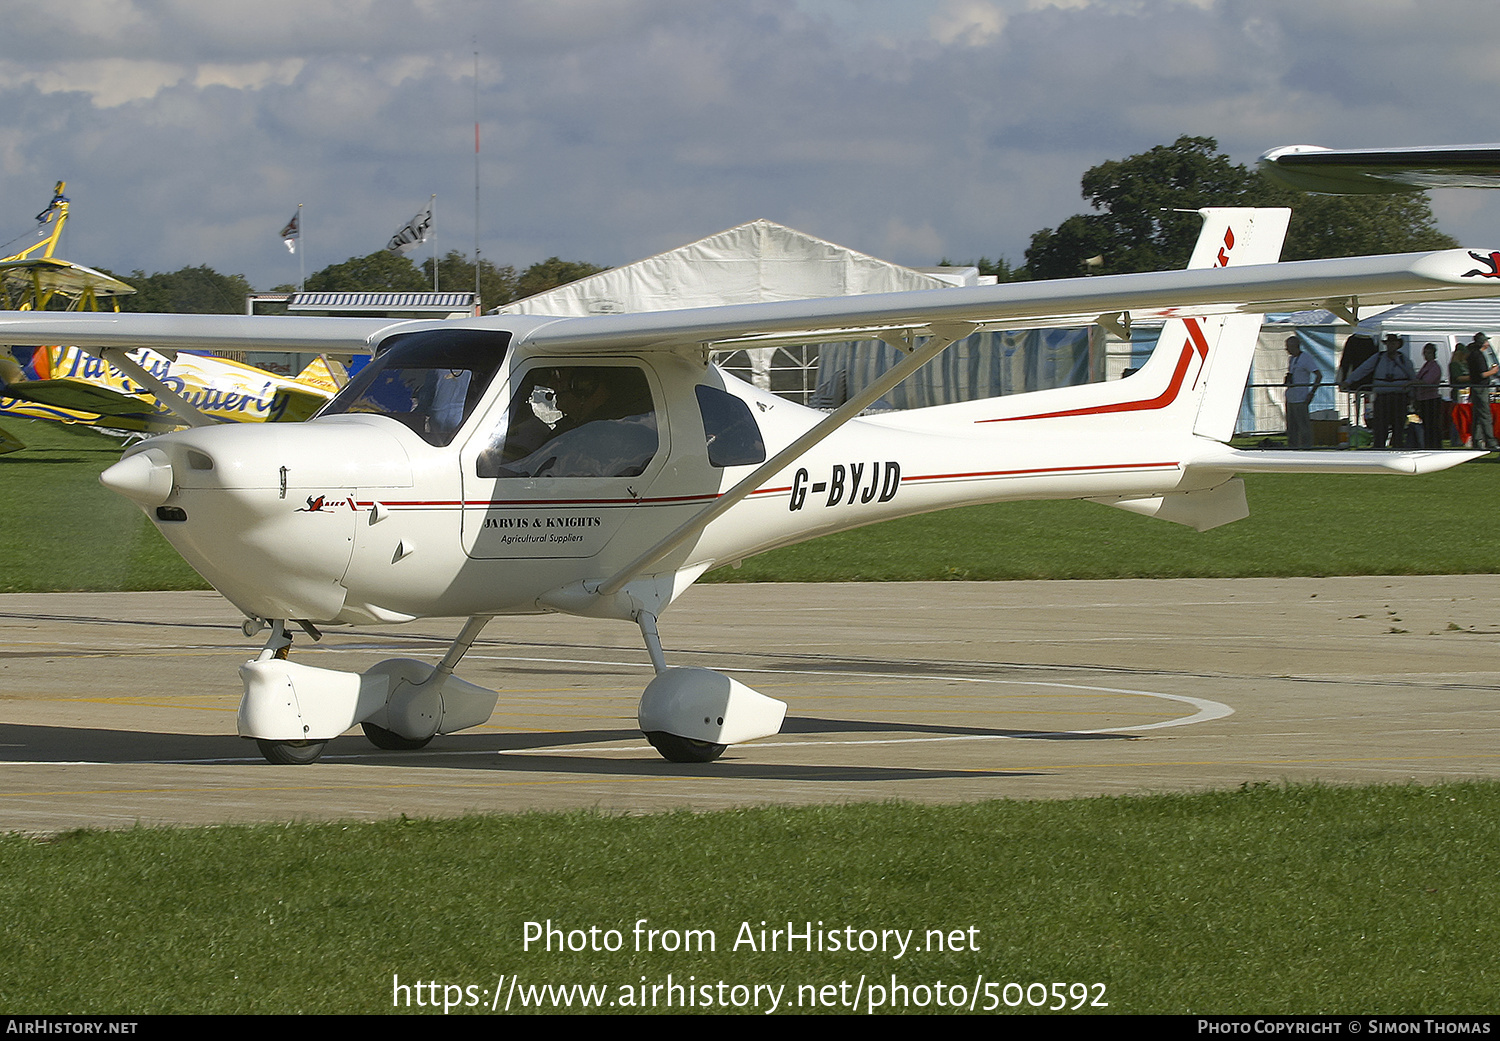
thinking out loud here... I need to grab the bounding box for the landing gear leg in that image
[634,610,727,764]
[361,616,492,752]
[249,619,329,766]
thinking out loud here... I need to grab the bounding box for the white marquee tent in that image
[497,219,1099,406]
[494,219,955,316]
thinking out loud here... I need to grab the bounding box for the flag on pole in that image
[386,203,432,254]
[35,182,69,226]
[280,212,300,253]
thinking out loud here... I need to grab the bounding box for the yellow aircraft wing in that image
[0,345,348,435]
[0,258,136,311]
[1,377,158,417]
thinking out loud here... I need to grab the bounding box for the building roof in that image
[287,291,476,315]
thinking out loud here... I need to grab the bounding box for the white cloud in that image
[930,1,1009,46]
[2,0,1497,290]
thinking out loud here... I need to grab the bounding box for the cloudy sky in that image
[2,0,1497,293]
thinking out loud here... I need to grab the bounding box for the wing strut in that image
[596,322,976,597]
[95,347,216,429]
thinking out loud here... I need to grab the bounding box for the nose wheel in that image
[255,739,328,765]
[246,620,332,765]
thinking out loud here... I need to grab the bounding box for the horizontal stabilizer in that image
[1086,478,1248,532]
[1193,445,1481,476]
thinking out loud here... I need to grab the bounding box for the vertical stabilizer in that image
[1185,208,1290,443]
[1185,208,1291,271]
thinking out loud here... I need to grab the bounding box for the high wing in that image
[0,313,406,355]
[0,248,1495,358]
[513,248,1499,353]
[1259,144,1500,194]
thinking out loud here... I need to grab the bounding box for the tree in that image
[1024,136,1456,278]
[118,265,254,313]
[304,251,428,293]
[514,257,607,300]
[1275,193,1455,263]
[420,250,519,309]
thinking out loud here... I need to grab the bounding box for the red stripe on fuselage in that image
[976,317,1207,424]
[904,460,1179,483]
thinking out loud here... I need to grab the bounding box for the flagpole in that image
[297,202,305,291]
[431,193,438,291]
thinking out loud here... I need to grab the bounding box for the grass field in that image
[0,419,203,592]
[2,417,1497,592]
[2,782,1497,1015]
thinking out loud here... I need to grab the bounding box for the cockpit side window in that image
[318,329,510,446]
[695,384,765,467]
[476,365,658,479]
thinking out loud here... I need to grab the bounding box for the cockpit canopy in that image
[318,328,511,446]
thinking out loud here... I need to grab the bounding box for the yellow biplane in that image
[1,183,346,452]
[0,182,135,313]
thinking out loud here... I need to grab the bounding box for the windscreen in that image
[318,329,511,446]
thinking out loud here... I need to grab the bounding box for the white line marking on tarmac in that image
[5,661,1230,765]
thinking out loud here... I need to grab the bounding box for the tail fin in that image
[1099,207,1476,531]
[293,355,349,393]
[1182,208,1290,442]
[1184,207,1290,270]
[963,208,1289,435]
[1075,209,1287,532]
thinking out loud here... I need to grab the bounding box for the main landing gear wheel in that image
[361,722,434,751]
[255,739,328,765]
[645,731,727,764]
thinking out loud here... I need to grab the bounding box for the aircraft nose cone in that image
[100,449,174,507]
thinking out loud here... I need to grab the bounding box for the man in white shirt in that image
[1284,335,1323,449]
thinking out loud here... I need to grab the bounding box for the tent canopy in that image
[495,219,950,316]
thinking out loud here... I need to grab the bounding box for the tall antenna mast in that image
[473,44,481,313]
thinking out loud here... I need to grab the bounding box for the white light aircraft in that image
[2,208,1497,765]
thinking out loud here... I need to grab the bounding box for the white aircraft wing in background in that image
[1259,144,1500,194]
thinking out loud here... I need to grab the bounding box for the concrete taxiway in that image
[0,576,1497,832]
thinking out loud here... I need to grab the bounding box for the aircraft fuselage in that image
[109,325,1202,628]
